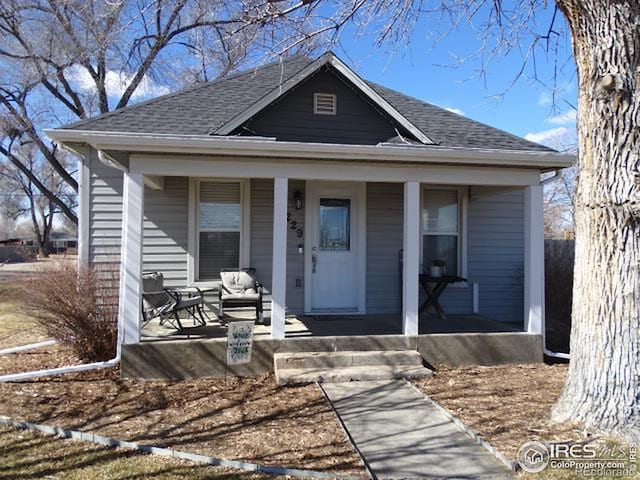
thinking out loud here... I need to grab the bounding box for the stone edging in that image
[403,379,518,472]
[0,415,362,480]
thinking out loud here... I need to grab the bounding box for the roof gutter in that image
[44,129,575,170]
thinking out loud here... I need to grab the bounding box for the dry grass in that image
[0,282,48,350]
[0,426,274,479]
[0,367,364,477]
[0,280,81,376]
[412,363,580,460]
[0,276,365,478]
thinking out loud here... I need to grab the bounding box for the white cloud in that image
[525,127,569,144]
[444,106,465,116]
[546,110,577,125]
[66,65,170,101]
[538,92,552,106]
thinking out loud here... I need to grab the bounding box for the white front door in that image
[305,182,366,313]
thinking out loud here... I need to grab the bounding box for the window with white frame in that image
[197,181,242,280]
[422,188,462,275]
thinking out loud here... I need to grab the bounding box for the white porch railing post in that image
[524,185,544,334]
[403,181,420,335]
[118,172,144,348]
[271,177,288,339]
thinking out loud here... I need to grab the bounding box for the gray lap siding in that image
[88,149,189,288]
[86,149,524,320]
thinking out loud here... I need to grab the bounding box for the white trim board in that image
[213,53,435,145]
[129,155,542,187]
[77,145,91,266]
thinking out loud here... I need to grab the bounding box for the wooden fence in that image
[544,239,574,353]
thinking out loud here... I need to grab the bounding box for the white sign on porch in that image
[226,320,255,365]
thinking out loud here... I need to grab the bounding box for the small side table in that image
[418,275,467,320]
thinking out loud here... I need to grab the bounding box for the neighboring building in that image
[48,232,78,255]
[0,233,77,255]
[47,53,573,379]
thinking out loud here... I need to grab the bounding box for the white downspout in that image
[543,331,570,360]
[0,356,120,382]
[541,169,562,186]
[0,340,57,356]
[0,315,124,382]
[540,169,570,360]
[0,277,128,381]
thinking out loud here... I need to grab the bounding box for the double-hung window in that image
[197,181,243,280]
[422,188,463,275]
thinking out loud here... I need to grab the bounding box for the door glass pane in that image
[423,190,458,233]
[319,198,350,251]
[423,235,457,275]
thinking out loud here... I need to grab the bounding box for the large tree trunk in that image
[552,0,640,438]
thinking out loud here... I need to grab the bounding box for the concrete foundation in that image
[121,332,543,380]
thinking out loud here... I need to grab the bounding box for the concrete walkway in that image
[322,380,513,479]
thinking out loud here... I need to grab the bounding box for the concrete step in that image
[276,364,433,385]
[274,350,423,370]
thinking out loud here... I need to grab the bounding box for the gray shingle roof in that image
[63,54,552,152]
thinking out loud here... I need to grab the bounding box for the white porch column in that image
[524,185,544,334]
[271,177,288,339]
[118,172,144,348]
[403,181,421,335]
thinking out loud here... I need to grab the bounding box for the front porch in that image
[122,324,542,379]
[141,312,520,341]
[107,150,546,377]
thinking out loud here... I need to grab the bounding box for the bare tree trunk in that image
[26,188,48,258]
[552,0,640,438]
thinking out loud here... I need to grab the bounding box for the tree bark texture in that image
[552,0,640,438]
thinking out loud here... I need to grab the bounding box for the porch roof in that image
[45,130,574,171]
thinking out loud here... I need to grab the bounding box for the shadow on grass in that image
[0,372,364,477]
[0,428,270,480]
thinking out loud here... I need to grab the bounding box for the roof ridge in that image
[367,80,554,152]
[62,54,313,130]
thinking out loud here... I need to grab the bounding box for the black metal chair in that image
[141,271,207,332]
[218,268,264,324]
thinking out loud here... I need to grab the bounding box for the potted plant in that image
[430,259,446,277]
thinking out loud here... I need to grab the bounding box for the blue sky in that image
[61,5,578,151]
[332,6,578,151]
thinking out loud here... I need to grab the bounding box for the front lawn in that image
[412,363,575,460]
[0,426,271,479]
[0,279,365,479]
[0,282,49,350]
[0,366,364,477]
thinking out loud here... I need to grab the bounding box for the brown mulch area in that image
[0,271,362,478]
[0,343,79,375]
[412,363,583,461]
[0,351,365,478]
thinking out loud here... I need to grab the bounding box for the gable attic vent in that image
[313,93,337,115]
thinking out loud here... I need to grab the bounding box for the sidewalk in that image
[322,379,513,479]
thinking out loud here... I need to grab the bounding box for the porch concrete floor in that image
[141,308,520,342]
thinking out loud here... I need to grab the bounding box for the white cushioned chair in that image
[219,268,264,324]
